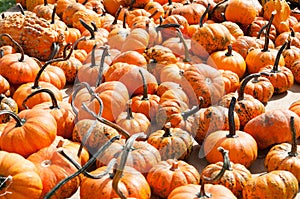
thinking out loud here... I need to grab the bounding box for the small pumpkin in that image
[146,159,200,198]
[242,170,298,199]
[203,97,258,168]
[147,122,194,161]
[0,150,43,199]
[0,94,18,123]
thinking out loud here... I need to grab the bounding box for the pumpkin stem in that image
[262,11,276,52]
[238,73,261,101]
[61,148,117,179]
[226,97,237,138]
[202,147,232,183]
[225,45,233,57]
[288,116,298,157]
[22,88,60,110]
[271,41,287,73]
[139,69,149,100]
[32,43,73,89]
[1,13,5,19]
[44,136,120,199]
[170,161,179,171]
[112,132,147,199]
[44,0,48,6]
[168,0,173,5]
[199,3,210,28]
[290,27,295,37]
[221,12,226,22]
[256,23,268,40]
[77,120,98,158]
[95,45,109,87]
[72,36,87,50]
[149,10,159,19]
[51,5,57,24]
[0,49,4,58]
[123,10,128,29]
[0,175,12,196]
[198,179,212,198]
[286,34,291,49]
[126,100,134,119]
[79,19,95,40]
[90,44,97,68]
[0,110,24,127]
[48,42,60,60]
[112,6,123,25]
[128,0,136,11]
[182,97,204,120]
[0,33,25,62]
[163,122,172,137]
[16,3,25,15]
[176,28,191,62]
[209,0,227,19]
[156,23,181,31]
[81,95,131,140]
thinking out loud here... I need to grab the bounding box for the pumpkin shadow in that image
[268,91,288,102]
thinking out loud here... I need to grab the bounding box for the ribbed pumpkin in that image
[242,170,298,199]
[146,159,200,198]
[0,109,57,158]
[0,150,43,199]
[147,122,193,161]
[201,147,252,198]
[203,97,258,168]
[264,116,300,182]
[0,94,18,124]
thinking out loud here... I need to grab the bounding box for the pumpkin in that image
[81,134,151,199]
[281,35,300,69]
[0,74,11,97]
[147,122,194,161]
[265,116,300,182]
[231,36,261,59]
[0,109,57,157]
[190,20,235,59]
[206,44,246,78]
[247,17,277,41]
[259,42,294,94]
[0,34,40,85]
[182,63,225,107]
[62,2,86,26]
[144,1,164,21]
[96,134,161,175]
[72,9,101,34]
[22,88,75,139]
[242,170,298,199]
[146,159,200,198]
[289,99,300,117]
[111,50,147,68]
[0,151,43,199]
[115,100,151,138]
[289,58,300,84]
[203,97,258,168]
[241,72,274,104]
[0,94,18,124]
[218,73,265,128]
[193,103,240,145]
[160,14,189,40]
[219,69,240,94]
[0,11,65,61]
[131,69,160,121]
[224,0,258,26]
[121,28,150,53]
[245,12,285,74]
[33,0,57,20]
[275,27,300,48]
[201,147,252,198]
[27,142,81,199]
[244,109,300,150]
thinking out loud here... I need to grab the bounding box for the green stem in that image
[112,132,147,199]
[22,88,60,110]
[226,97,237,138]
[271,41,287,73]
[0,33,25,62]
[288,116,298,157]
[199,3,210,28]
[0,110,24,127]
[238,73,261,101]
[44,136,120,199]
[33,43,73,89]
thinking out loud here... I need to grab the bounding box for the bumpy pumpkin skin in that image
[80,166,151,199]
[242,170,298,199]
[264,142,300,182]
[147,159,200,198]
[0,151,43,199]
[244,110,300,150]
[201,161,252,198]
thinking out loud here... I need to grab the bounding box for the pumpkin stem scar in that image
[0,175,12,196]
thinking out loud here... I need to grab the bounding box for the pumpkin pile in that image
[0,0,300,198]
